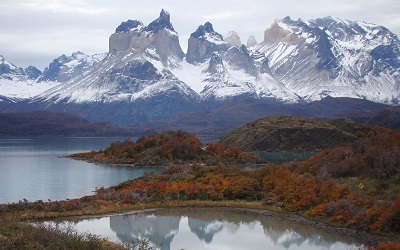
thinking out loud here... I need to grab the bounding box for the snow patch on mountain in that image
[170,59,207,94]
[253,16,400,104]
[0,79,60,100]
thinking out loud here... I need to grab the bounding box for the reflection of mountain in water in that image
[104,209,365,249]
[188,218,223,243]
[153,208,364,249]
[110,214,180,250]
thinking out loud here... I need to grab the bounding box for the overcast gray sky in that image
[1,0,400,70]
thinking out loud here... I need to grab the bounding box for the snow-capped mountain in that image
[0,55,59,101]
[1,10,399,124]
[0,51,106,101]
[253,16,400,104]
[173,21,299,102]
[25,10,299,123]
[0,55,40,82]
[29,10,203,124]
[37,51,106,83]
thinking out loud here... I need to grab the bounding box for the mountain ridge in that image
[0,111,153,137]
[0,10,399,125]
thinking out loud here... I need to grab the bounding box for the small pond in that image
[54,208,367,250]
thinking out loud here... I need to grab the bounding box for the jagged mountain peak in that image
[255,15,400,104]
[186,22,228,64]
[191,22,223,42]
[263,21,295,45]
[0,55,15,68]
[0,56,18,79]
[144,9,175,33]
[24,66,41,80]
[37,51,106,83]
[0,55,41,81]
[247,35,257,47]
[109,9,184,66]
[115,19,144,33]
[224,31,242,47]
[309,16,399,46]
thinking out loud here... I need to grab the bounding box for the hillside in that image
[219,116,386,151]
[326,106,400,128]
[134,97,388,137]
[0,111,152,137]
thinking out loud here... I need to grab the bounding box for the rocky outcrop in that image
[247,35,257,47]
[109,9,184,68]
[186,22,230,64]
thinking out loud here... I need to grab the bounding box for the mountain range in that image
[0,9,399,126]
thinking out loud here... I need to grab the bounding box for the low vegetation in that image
[0,218,106,249]
[1,126,400,248]
[69,130,262,165]
[0,218,159,249]
[219,116,388,151]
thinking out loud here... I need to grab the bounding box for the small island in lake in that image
[68,130,263,166]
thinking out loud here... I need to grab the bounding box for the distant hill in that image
[219,116,386,151]
[135,97,389,138]
[328,106,400,129]
[0,111,153,137]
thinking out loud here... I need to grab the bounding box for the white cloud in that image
[18,0,108,14]
[1,0,399,70]
[200,11,246,21]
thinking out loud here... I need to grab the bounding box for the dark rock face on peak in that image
[109,9,184,66]
[224,45,257,76]
[0,56,18,78]
[115,19,144,33]
[144,9,175,33]
[191,22,222,40]
[0,55,41,81]
[24,66,42,80]
[206,52,224,74]
[186,22,229,64]
[280,17,339,73]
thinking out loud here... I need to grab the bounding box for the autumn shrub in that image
[370,199,400,232]
[373,242,400,250]
[263,166,348,211]
[298,130,400,179]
